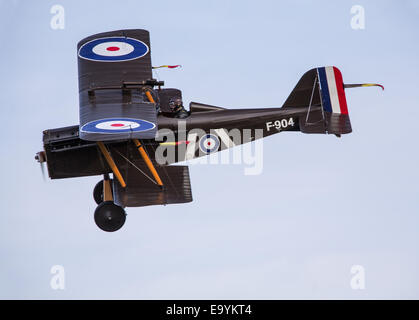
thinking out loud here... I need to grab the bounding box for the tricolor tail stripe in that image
[317,66,348,115]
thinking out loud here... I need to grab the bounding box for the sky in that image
[0,0,418,299]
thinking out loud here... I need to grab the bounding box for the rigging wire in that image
[149,142,180,197]
[112,148,158,185]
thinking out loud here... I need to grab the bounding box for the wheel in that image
[93,179,113,205]
[94,201,126,232]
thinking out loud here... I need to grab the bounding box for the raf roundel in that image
[199,134,220,154]
[78,37,149,62]
[81,118,156,134]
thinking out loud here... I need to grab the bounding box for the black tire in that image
[94,201,126,232]
[93,179,113,205]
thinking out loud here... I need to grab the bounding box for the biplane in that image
[35,29,383,232]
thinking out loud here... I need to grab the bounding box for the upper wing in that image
[77,29,158,141]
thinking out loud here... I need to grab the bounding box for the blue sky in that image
[0,0,418,299]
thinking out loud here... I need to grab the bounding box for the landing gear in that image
[93,179,113,205]
[94,201,126,232]
[92,139,164,232]
[93,174,125,232]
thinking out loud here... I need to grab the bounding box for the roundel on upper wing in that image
[80,118,155,134]
[78,37,149,62]
[199,134,220,154]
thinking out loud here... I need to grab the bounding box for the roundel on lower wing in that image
[199,134,220,154]
[78,37,149,62]
[81,118,155,134]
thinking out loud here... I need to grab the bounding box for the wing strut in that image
[97,142,127,188]
[132,139,164,188]
[129,88,164,188]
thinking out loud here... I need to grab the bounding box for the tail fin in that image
[283,66,352,135]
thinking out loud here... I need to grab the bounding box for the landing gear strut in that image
[93,174,126,232]
[93,179,113,205]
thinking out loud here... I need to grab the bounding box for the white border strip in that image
[214,129,236,149]
[325,66,341,114]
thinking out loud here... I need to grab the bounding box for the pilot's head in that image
[169,97,183,111]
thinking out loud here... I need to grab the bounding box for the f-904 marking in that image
[266,117,295,131]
